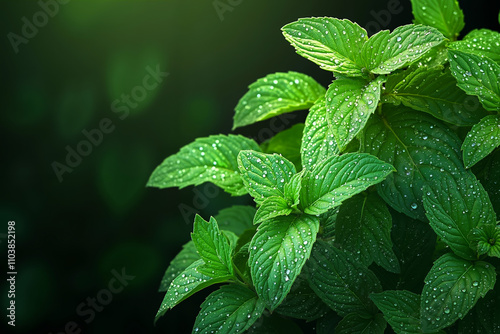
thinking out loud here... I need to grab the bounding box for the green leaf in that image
[301,99,340,171]
[383,66,489,126]
[476,149,500,215]
[462,115,500,168]
[421,253,496,332]
[299,153,395,215]
[370,290,422,334]
[410,0,464,40]
[448,50,500,112]
[470,224,500,258]
[336,192,400,273]
[423,171,496,260]
[319,208,338,239]
[158,241,200,292]
[253,196,292,225]
[306,240,382,316]
[450,29,500,64]
[361,24,445,74]
[214,205,256,236]
[281,17,367,76]
[248,214,319,310]
[360,106,464,221]
[275,273,330,321]
[283,170,303,209]
[192,215,235,277]
[147,134,261,196]
[233,72,326,129]
[265,123,304,171]
[192,284,266,334]
[335,313,386,334]
[326,76,385,150]
[155,259,232,322]
[238,151,296,205]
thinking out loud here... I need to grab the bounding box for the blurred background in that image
[1,1,498,333]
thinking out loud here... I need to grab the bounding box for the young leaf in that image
[158,241,200,292]
[360,106,464,221]
[462,114,500,168]
[214,205,256,236]
[281,17,367,76]
[421,253,497,332]
[192,215,235,277]
[265,123,304,170]
[283,170,303,209]
[335,313,387,334]
[301,99,340,171]
[275,273,330,321]
[370,290,422,334]
[470,224,500,258]
[410,0,464,40]
[383,66,488,126]
[147,134,261,196]
[326,76,385,150]
[155,259,232,322]
[336,192,400,273]
[233,72,326,129]
[448,50,500,112]
[423,171,496,260]
[253,196,292,225]
[192,284,266,334]
[299,153,395,216]
[361,24,445,75]
[248,214,319,311]
[306,240,382,316]
[238,151,296,205]
[450,29,500,64]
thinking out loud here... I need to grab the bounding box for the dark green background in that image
[1,1,498,333]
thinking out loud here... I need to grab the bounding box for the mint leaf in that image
[360,106,464,221]
[249,214,319,310]
[448,50,500,112]
[265,123,304,170]
[299,153,395,215]
[326,76,384,150]
[282,18,367,76]
[410,0,464,40]
[470,224,500,258]
[159,241,200,292]
[155,259,232,322]
[283,170,303,209]
[450,29,500,64]
[301,99,340,170]
[192,215,235,277]
[192,284,266,334]
[423,171,496,260]
[238,151,296,205]
[336,192,400,273]
[147,134,261,196]
[233,72,326,129]
[361,24,445,74]
[462,114,500,168]
[335,313,386,334]
[306,240,382,316]
[276,273,330,321]
[214,205,256,236]
[421,253,496,332]
[383,66,488,126]
[370,290,422,334]
[253,196,292,225]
